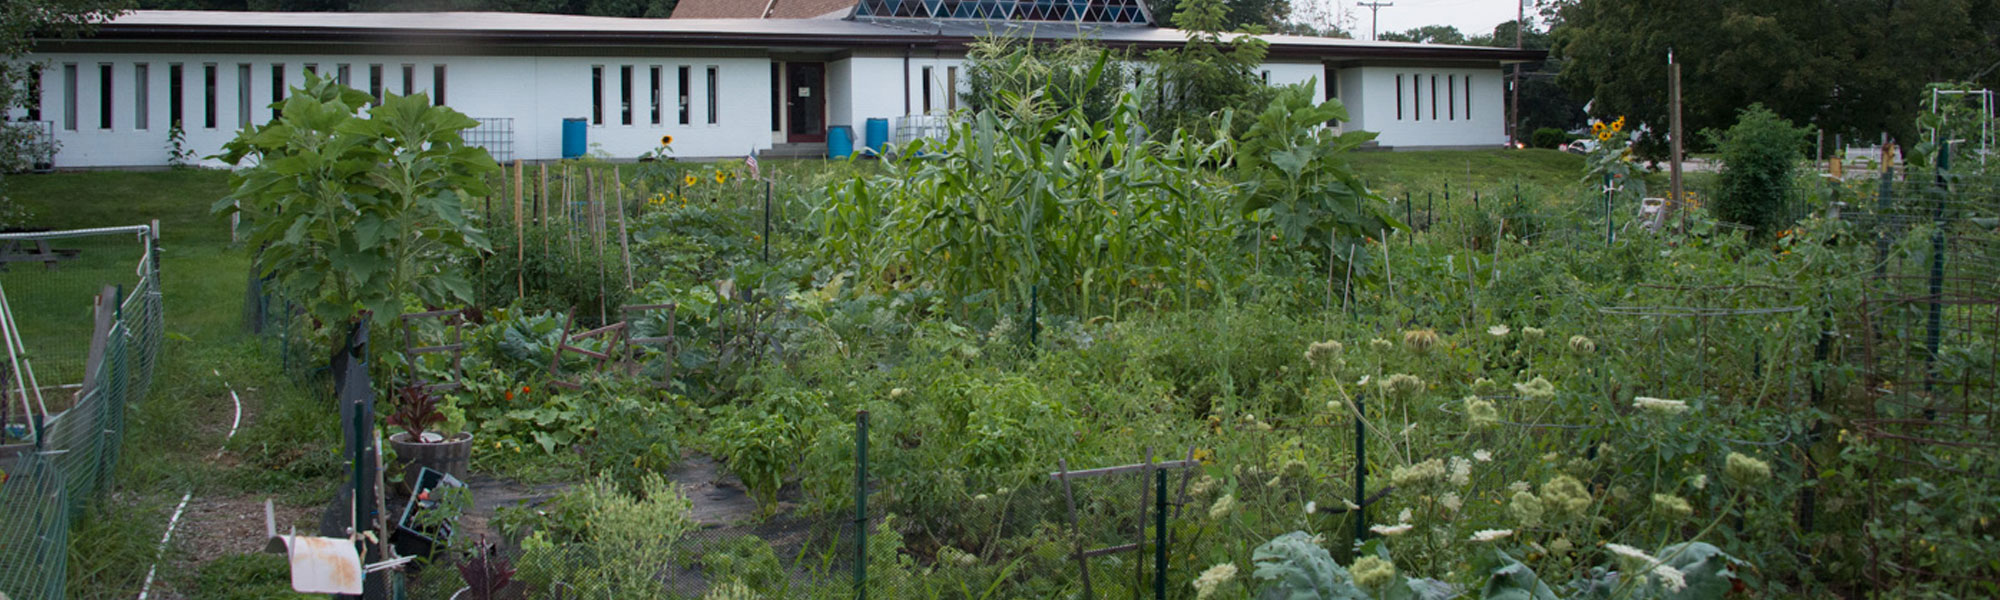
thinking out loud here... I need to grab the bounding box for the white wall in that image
[22,52,780,167]
[21,49,1512,167]
[1340,66,1507,148]
[1259,61,1323,99]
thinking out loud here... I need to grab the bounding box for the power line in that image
[1357,1,1393,40]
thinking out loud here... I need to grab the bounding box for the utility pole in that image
[1509,0,1523,147]
[1358,1,1392,40]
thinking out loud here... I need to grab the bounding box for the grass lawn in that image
[6,168,341,599]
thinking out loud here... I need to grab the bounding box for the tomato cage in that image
[1841,158,2000,589]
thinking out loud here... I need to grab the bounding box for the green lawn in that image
[6,168,341,599]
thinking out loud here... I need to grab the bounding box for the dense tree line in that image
[1551,0,2000,154]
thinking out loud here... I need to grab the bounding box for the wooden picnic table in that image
[0,236,80,270]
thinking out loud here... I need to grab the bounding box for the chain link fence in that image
[0,225,164,600]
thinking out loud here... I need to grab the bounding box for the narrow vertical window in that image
[652,66,663,125]
[336,64,350,86]
[98,63,113,130]
[237,63,251,127]
[1260,70,1270,83]
[432,65,446,106]
[26,66,41,122]
[168,63,183,127]
[947,66,958,111]
[1464,75,1472,119]
[768,63,779,132]
[1411,73,1421,122]
[369,64,383,105]
[1394,74,1403,121]
[921,66,933,113]
[304,63,317,76]
[620,65,634,125]
[270,64,285,118]
[591,66,603,125]
[62,63,76,131]
[1447,75,1455,121]
[677,66,690,125]
[136,63,155,129]
[203,63,217,129]
[401,64,414,95]
[705,66,718,125]
[1430,75,1438,120]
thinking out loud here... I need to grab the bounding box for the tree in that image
[1551,0,2000,157]
[1707,104,1811,236]
[2,0,129,227]
[1143,0,1273,139]
[1378,24,1467,45]
[1149,0,1290,30]
[1476,15,1585,136]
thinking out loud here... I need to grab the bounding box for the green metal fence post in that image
[855,409,869,600]
[1154,468,1167,600]
[1353,393,1367,546]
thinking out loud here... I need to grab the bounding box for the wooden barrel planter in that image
[387,431,473,496]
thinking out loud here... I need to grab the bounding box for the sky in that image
[1296,0,1528,40]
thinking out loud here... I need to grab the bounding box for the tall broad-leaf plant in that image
[215,72,495,331]
[1235,82,1402,268]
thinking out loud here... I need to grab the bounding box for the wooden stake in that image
[614,166,635,291]
[524,159,532,300]
[1669,54,1685,231]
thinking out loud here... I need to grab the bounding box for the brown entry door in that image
[786,62,825,143]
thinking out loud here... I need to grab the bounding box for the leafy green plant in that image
[214,72,496,330]
[1705,104,1811,236]
[166,120,194,168]
[963,35,1133,125]
[1235,82,1401,269]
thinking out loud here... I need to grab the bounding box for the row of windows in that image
[38,61,447,132]
[1394,73,1474,122]
[592,64,716,127]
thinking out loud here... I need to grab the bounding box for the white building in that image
[12,6,1540,168]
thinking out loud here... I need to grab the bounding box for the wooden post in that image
[614,166,635,290]
[540,163,550,257]
[514,160,524,300]
[1668,53,1685,229]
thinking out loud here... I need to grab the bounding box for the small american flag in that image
[744,151,761,181]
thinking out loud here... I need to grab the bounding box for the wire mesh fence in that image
[1835,160,2000,587]
[0,225,164,600]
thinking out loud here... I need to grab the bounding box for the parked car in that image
[1562,138,1598,154]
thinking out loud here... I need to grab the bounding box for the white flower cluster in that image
[1192,563,1237,600]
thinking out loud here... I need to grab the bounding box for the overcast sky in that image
[1301,0,1527,40]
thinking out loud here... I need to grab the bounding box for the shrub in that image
[1706,104,1811,236]
[1531,127,1571,149]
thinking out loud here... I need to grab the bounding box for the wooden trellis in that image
[1049,448,1198,598]
[400,308,466,393]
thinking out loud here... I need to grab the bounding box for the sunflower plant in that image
[1581,115,1647,204]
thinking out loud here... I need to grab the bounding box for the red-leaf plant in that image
[386,383,446,441]
[456,536,516,600]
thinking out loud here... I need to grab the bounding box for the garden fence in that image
[1834,156,2000,587]
[0,225,165,600]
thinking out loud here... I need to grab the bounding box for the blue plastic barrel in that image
[561,118,587,159]
[828,125,854,159]
[864,118,890,154]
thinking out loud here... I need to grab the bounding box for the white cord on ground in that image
[136,371,243,600]
[135,492,191,600]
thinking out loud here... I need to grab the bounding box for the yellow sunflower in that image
[1591,122,1606,134]
[683,173,698,186]
[713,171,727,184]
[1597,130,1613,142]
[661,134,674,146]
[1611,116,1626,133]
